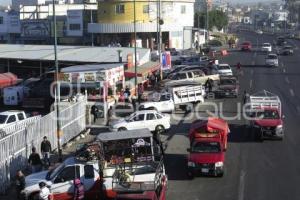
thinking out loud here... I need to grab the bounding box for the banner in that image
[161,51,172,70]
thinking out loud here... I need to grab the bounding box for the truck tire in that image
[118,127,127,131]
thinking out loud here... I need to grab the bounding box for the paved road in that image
[165,31,300,200]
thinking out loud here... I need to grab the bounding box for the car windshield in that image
[0,115,8,124]
[267,55,277,59]
[218,65,230,70]
[256,110,280,119]
[48,163,65,180]
[220,79,236,85]
[191,141,221,153]
[263,43,270,47]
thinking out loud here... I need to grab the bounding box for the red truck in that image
[187,117,229,178]
[246,90,284,141]
[241,41,252,51]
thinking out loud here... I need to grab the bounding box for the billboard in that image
[161,51,171,70]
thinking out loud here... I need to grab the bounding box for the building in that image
[89,0,195,50]
[0,10,21,43]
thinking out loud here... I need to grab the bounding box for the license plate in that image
[201,168,209,173]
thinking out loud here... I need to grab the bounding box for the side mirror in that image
[186,148,191,152]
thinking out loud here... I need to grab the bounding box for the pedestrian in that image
[73,178,84,200]
[137,83,144,104]
[131,94,137,111]
[243,90,249,104]
[237,62,241,71]
[41,136,51,167]
[91,105,98,123]
[107,106,113,126]
[124,87,131,103]
[205,78,213,93]
[15,170,25,200]
[38,181,50,200]
[28,147,42,173]
[150,73,156,87]
[119,90,125,102]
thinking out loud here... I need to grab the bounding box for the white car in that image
[0,110,27,129]
[261,43,272,52]
[256,30,263,34]
[212,64,233,76]
[139,93,175,113]
[109,110,171,133]
[265,54,279,67]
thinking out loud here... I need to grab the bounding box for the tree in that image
[194,10,228,31]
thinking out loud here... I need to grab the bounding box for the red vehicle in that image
[247,90,284,141]
[241,41,252,51]
[187,118,229,178]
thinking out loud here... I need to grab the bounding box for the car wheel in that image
[217,170,224,177]
[118,127,127,131]
[155,125,165,135]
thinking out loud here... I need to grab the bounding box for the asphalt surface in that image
[164,31,300,200]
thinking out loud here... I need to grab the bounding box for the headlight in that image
[215,161,223,167]
[188,161,195,167]
[276,125,283,129]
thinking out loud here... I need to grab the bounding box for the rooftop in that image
[0,44,150,64]
[96,129,152,142]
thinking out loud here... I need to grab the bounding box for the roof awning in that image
[0,72,18,88]
[125,62,160,78]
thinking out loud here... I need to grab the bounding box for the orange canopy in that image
[0,72,18,89]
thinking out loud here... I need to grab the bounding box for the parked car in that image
[214,76,239,98]
[211,64,233,76]
[265,53,279,67]
[0,110,28,129]
[261,43,272,52]
[109,110,171,134]
[241,41,252,51]
[278,45,294,55]
[276,37,287,46]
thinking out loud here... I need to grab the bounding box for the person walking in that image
[15,170,25,200]
[131,94,137,111]
[38,182,50,200]
[137,83,144,104]
[91,105,98,123]
[41,136,51,167]
[73,178,85,200]
[107,106,113,126]
[28,147,42,173]
[124,87,131,103]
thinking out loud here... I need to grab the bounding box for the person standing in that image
[91,105,98,123]
[137,83,144,104]
[15,170,25,200]
[38,182,50,200]
[124,87,131,103]
[73,178,85,200]
[107,106,113,126]
[41,136,52,167]
[28,147,42,173]
[131,94,137,111]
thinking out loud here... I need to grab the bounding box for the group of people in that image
[147,72,161,89]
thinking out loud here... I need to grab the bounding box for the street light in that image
[52,0,62,162]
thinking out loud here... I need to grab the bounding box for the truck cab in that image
[187,118,229,178]
[247,90,284,141]
[0,110,27,129]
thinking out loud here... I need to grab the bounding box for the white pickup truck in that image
[139,85,205,112]
[0,110,28,129]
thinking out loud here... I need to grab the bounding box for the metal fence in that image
[0,100,86,194]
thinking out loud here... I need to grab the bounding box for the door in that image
[51,166,80,200]
[160,94,173,112]
[146,113,158,131]
[127,113,146,130]
[83,164,100,198]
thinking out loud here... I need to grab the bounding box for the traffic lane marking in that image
[250,80,253,89]
[289,89,295,97]
[285,77,290,84]
[238,170,246,200]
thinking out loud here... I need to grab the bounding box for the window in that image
[84,165,95,179]
[0,17,3,24]
[188,72,193,78]
[69,24,81,30]
[146,113,156,120]
[116,4,125,14]
[155,114,162,119]
[7,115,16,124]
[134,114,145,121]
[17,113,24,121]
[55,166,80,183]
[160,94,171,101]
[143,5,149,13]
[181,5,186,14]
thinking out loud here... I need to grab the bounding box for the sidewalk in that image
[0,127,108,200]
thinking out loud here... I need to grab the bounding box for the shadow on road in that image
[164,153,189,181]
[228,123,256,143]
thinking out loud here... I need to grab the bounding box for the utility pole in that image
[91,7,94,46]
[206,0,209,43]
[52,0,62,162]
[134,0,137,95]
[158,0,162,80]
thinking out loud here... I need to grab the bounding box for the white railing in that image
[0,101,86,194]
